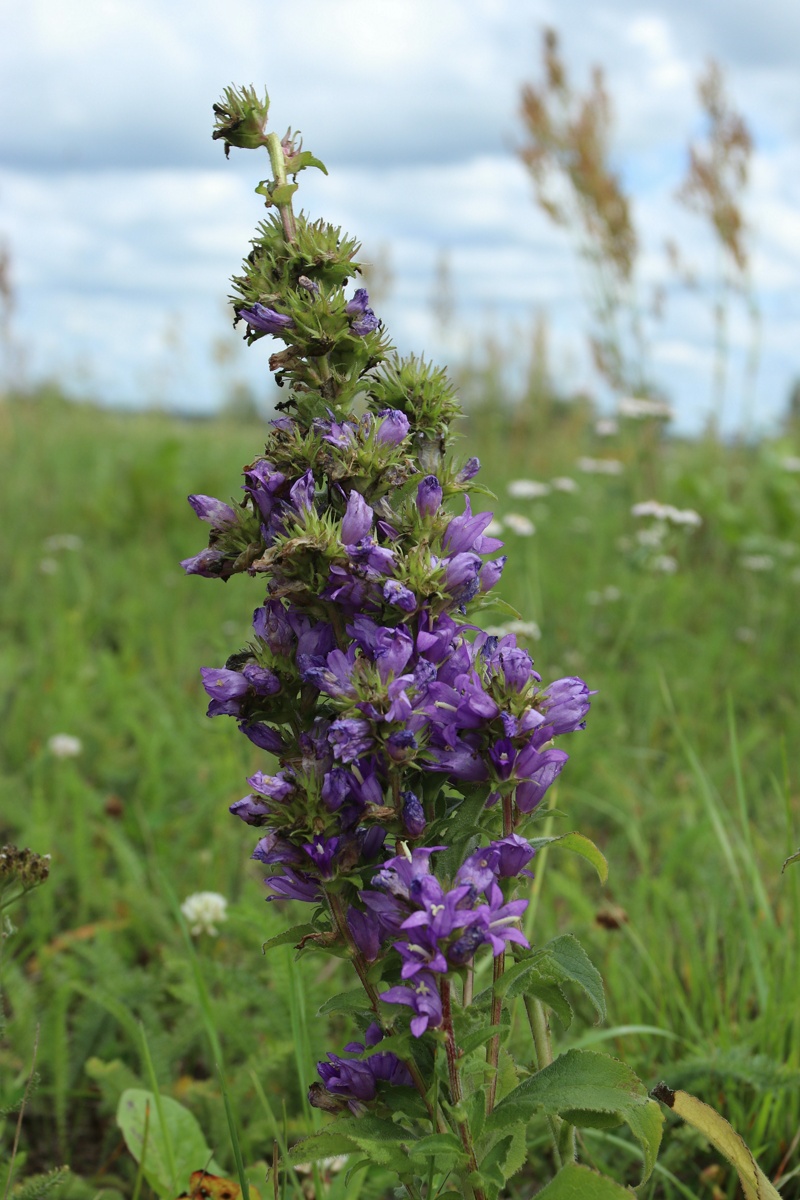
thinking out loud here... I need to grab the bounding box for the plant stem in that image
[440,979,486,1200]
[486,950,505,1113]
[523,995,572,1166]
[265,132,297,243]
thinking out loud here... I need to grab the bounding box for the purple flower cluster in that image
[352,840,533,1034]
[311,1022,413,1113]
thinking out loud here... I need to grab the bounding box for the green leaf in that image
[534,1162,636,1197]
[271,182,299,205]
[782,848,800,872]
[465,1088,486,1142]
[333,1116,413,1168]
[459,1024,506,1056]
[116,1088,222,1198]
[653,1084,781,1200]
[408,1133,466,1163]
[261,923,317,953]
[488,1050,662,1184]
[502,936,605,1023]
[286,1129,361,1167]
[437,790,493,879]
[527,832,608,883]
[317,989,373,1017]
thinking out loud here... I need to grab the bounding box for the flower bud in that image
[416,475,442,517]
[212,85,270,157]
[401,791,426,838]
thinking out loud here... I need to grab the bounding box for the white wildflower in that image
[779,456,800,473]
[506,619,542,640]
[735,627,756,643]
[504,513,536,536]
[484,517,504,537]
[576,457,624,476]
[740,555,774,572]
[617,396,673,420]
[43,534,83,552]
[594,418,619,437]
[48,734,83,758]
[550,476,579,493]
[651,554,678,574]
[507,479,550,499]
[181,891,229,937]
[39,558,59,575]
[632,500,701,527]
[636,527,666,548]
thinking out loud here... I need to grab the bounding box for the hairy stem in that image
[486,950,505,1113]
[440,979,486,1200]
[265,131,297,243]
[524,995,571,1167]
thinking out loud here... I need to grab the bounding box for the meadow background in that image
[2,2,800,1198]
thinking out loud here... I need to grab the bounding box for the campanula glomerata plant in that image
[179,83,740,1200]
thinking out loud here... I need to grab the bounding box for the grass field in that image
[1,386,799,1199]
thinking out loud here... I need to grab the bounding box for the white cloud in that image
[1,0,799,432]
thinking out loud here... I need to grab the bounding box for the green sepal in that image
[487,1049,663,1185]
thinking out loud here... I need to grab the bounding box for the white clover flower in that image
[181,891,229,937]
[617,396,673,420]
[48,733,83,758]
[507,479,550,499]
[483,517,504,537]
[603,585,622,602]
[576,457,624,476]
[735,627,756,643]
[636,527,666,548]
[665,506,702,527]
[594,419,619,437]
[740,555,774,572]
[506,619,542,640]
[651,554,678,574]
[632,500,701,527]
[43,534,83,552]
[632,500,671,520]
[39,558,59,575]
[550,476,579,493]
[779,456,800,473]
[504,513,536,536]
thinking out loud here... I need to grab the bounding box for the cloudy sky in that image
[1,0,799,432]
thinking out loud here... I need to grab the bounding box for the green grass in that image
[1,388,798,1199]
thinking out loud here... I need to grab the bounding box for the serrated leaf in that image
[317,989,373,1017]
[488,1050,662,1184]
[116,1088,222,1198]
[286,1129,360,1167]
[333,1116,411,1168]
[466,1088,486,1142]
[261,924,316,954]
[437,791,493,879]
[527,832,608,883]
[503,936,605,1023]
[653,1084,781,1200]
[459,1024,506,1056]
[408,1133,466,1162]
[534,1162,636,1196]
